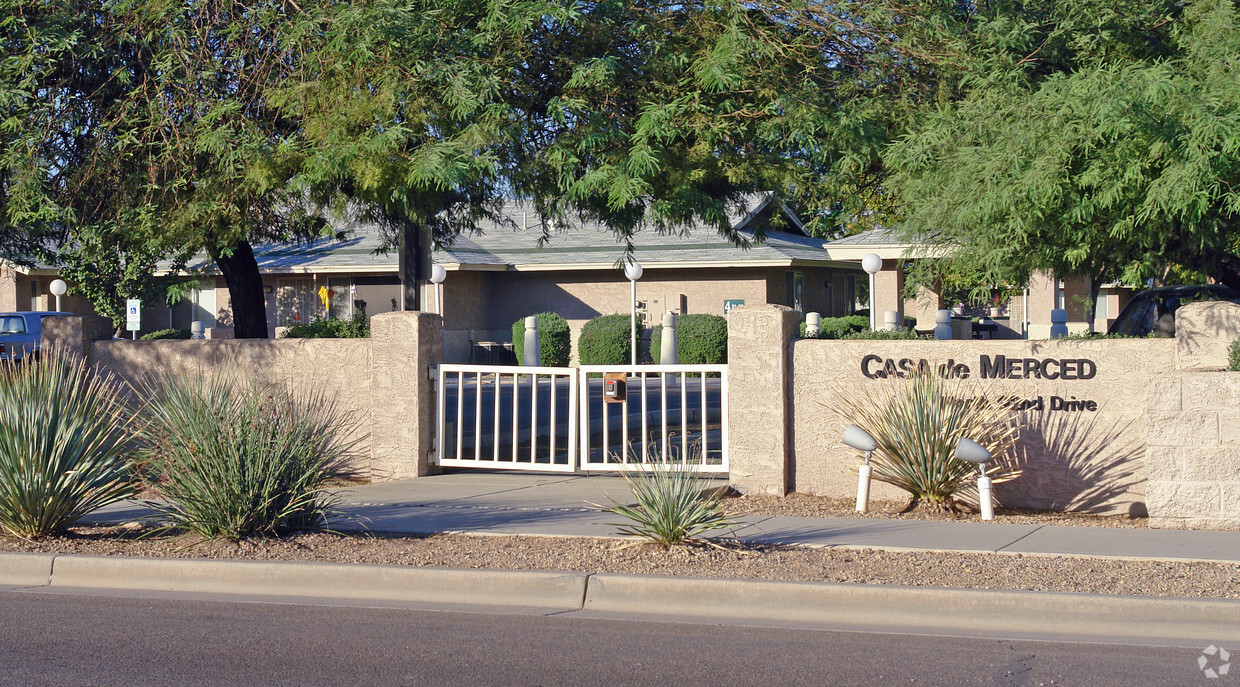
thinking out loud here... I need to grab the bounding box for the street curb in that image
[0,552,54,587]
[45,555,589,612]
[582,573,1240,645]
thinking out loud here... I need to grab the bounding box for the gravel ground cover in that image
[4,490,1226,600]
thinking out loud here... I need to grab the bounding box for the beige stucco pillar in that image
[726,304,799,495]
[903,280,941,331]
[40,314,114,358]
[0,267,17,312]
[1026,270,1057,339]
[872,260,904,324]
[369,311,442,480]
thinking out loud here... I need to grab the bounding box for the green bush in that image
[833,370,1020,512]
[284,313,370,338]
[604,448,738,548]
[578,314,639,365]
[136,371,355,540]
[0,347,137,538]
[1230,340,1240,371]
[651,314,727,364]
[801,314,869,339]
[841,329,919,340]
[511,312,571,366]
[141,328,191,341]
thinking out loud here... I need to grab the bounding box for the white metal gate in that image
[432,364,728,474]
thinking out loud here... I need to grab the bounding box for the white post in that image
[805,312,821,338]
[660,311,678,364]
[856,462,873,513]
[522,316,540,366]
[978,474,994,521]
[934,309,952,340]
[624,260,643,366]
[1050,308,1068,339]
[861,253,882,332]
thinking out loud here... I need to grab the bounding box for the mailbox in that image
[603,372,627,403]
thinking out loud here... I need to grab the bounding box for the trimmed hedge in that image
[140,328,191,341]
[841,329,919,340]
[800,314,869,339]
[285,314,370,339]
[511,312,571,366]
[651,314,727,364]
[1230,340,1240,371]
[578,314,639,365]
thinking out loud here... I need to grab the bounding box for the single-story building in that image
[2,195,869,361]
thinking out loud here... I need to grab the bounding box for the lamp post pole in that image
[624,260,643,366]
[49,279,67,312]
[861,253,882,332]
[430,264,447,317]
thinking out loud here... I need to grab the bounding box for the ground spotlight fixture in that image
[954,437,994,521]
[843,424,877,513]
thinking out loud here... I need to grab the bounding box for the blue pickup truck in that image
[0,312,70,363]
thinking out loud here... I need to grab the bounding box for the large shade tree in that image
[887,0,1240,301]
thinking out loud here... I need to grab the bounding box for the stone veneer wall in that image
[42,312,441,481]
[1145,372,1240,529]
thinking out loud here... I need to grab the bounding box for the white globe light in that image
[624,260,643,281]
[49,279,68,297]
[861,253,883,275]
[430,264,447,284]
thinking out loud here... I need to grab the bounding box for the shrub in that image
[0,347,137,538]
[578,314,638,365]
[285,313,370,338]
[831,370,1021,512]
[1231,340,1240,371]
[841,329,919,340]
[136,371,355,540]
[511,312,571,366]
[604,448,738,548]
[141,328,191,341]
[651,314,727,364]
[801,314,869,339]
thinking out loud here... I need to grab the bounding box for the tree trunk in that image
[210,239,269,339]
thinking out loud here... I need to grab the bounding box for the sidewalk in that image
[87,472,1240,563]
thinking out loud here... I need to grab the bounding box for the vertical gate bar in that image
[455,370,465,461]
[700,372,708,465]
[602,384,610,463]
[550,373,558,464]
[621,373,629,463]
[579,369,589,468]
[721,369,730,470]
[660,372,668,462]
[493,372,501,462]
[680,371,688,461]
[511,372,519,463]
[640,373,648,463]
[568,370,579,471]
[434,367,445,466]
[474,372,483,462]
[530,374,539,464]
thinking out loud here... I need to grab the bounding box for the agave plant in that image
[604,445,738,548]
[0,347,137,538]
[833,370,1021,513]
[136,370,355,540]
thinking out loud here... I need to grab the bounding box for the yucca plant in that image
[833,370,1021,513]
[136,370,355,540]
[604,445,738,548]
[0,347,137,538]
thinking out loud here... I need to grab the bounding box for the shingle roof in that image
[823,227,905,247]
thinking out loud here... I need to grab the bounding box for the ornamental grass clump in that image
[604,447,738,548]
[137,371,355,541]
[833,370,1021,513]
[0,347,137,538]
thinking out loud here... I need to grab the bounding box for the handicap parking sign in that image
[126,299,141,331]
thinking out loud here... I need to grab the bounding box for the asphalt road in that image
[0,590,1210,686]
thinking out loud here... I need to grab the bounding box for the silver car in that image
[0,312,70,362]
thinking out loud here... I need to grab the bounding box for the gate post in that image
[726,304,799,495]
[369,311,443,480]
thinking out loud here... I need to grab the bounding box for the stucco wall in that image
[790,338,1177,514]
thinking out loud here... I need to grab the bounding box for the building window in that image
[786,271,804,312]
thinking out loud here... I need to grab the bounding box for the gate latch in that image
[603,372,627,403]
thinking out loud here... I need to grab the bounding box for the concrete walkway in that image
[88,472,1240,563]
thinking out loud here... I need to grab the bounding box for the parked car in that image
[0,312,70,363]
[1107,285,1240,337]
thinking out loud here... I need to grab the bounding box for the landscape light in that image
[49,279,67,312]
[843,424,878,512]
[954,437,994,521]
[430,264,447,316]
[625,259,643,365]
